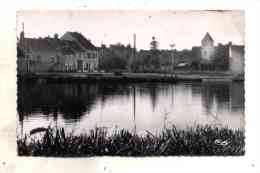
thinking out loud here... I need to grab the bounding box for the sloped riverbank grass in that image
[17,125,245,157]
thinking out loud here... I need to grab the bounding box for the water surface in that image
[17,80,244,136]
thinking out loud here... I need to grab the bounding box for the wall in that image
[17,58,27,72]
[30,50,57,64]
[17,53,58,73]
[201,45,215,62]
[229,46,244,74]
[60,50,99,72]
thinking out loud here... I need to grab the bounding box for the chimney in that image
[129,33,137,72]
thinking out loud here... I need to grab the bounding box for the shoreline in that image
[17,125,245,157]
[17,72,244,83]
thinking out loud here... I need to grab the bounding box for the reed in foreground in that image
[17,125,245,156]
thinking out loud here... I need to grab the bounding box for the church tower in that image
[201,32,215,62]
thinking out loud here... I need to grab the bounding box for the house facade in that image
[58,51,98,72]
[59,32,99,72]
[17,31,99,73]
[17,31,62,72]
[228,43,244,74]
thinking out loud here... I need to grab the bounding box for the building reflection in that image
[18,80,244,126]
[201,82,230,114]
[17,81,133,122]
[18,81,98,122]
[137,83,160,111]
[198,81,244,115]
[230,82,244,112]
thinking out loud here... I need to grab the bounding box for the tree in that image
[99,49,128,71]
[126,43,131,49]
[149,37,160,70]
[150,36,159,51]
[54,33,59,39]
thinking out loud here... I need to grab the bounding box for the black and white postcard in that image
[1,1,260,173]
[16,10,245,157]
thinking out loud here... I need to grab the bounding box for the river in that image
[17,80,244,136]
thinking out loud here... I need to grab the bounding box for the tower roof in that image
[202,32,214,42]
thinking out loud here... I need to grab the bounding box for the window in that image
[88,53,91,59]
[203,51,207,57]
[69,64,73,71]
[37,55,41,62]
[65,64,69,71]
[51,57,55,63]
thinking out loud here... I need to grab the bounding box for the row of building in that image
[18,29,99,73]
[134,32,244,74]
[192,32,244,74]
[17,30,244,74]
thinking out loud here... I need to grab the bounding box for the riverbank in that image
[17,71,244,83]
[17,125,245,157]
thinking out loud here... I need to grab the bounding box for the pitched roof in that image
[22,38,57,53]
[61,32,97,50]
[19,37,85,55]
[202,32,214,42]
[59,40,85,54]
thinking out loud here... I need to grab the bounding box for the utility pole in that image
[131,33,136,72]
[170,43,175,75]
[22,23,30,73]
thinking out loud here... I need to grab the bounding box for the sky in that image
[17,10,244,50]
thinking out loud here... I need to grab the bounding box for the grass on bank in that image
[17,125,245,157]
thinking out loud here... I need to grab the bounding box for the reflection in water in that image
[17,80,244,135]
[201,82,231,114]
[18,82,94,122]
[138,83,160,111]
[230,82,245,112]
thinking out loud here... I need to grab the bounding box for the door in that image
[77,60,83,72]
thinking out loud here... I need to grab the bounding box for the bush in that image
[17,125,245,157]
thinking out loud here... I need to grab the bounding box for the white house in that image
[60,32,99,72]
[228,42,244,74]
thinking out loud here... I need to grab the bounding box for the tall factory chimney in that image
[133,33,136,61]
[133,33,136,52]
[129,33,137,72]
